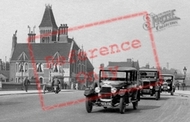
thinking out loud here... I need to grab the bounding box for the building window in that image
[18,62,24,72]
[15,63,18,72]
[24,63,28,72]
[36,63,43,72]
[39,77,43,84]
[53,63,58,72]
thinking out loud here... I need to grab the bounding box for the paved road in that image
[0,91,190,122]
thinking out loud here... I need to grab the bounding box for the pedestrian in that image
[75,82,78,90]
[175,81,180,90]
[24,77,30,92]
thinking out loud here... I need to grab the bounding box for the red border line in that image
[27,11,161,111]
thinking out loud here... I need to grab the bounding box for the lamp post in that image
[183,67,187,91]
[174,70,179,90]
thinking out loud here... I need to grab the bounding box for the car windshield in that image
[160,75,173,83]
[140,71,157,79]
[100,70,127,81]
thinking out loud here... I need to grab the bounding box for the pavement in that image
[174,89,190,97]
[0,89,76,96]
[0,89,190,96]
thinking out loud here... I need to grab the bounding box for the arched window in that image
[53,63,58,72]
[19,62,24,72]
[39,77,43,84]
[36,63,43,72]
[25,63,28,72]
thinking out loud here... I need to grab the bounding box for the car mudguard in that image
[84,87,95,97]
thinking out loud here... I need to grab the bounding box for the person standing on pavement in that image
[24,77,30,92]
[175,80,180,90]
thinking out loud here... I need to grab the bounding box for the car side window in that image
[126,72,132,84]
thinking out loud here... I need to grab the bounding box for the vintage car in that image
[84,66,141,114]
[139,68,161,100]
[43,75,63,94]
[160,74,175,95]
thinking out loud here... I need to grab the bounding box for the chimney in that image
[100,63,104,68]
[146,63,150,69]
[28,26,36,43]
[12,30,17,49]
[10,30,17,59]
[127,58,132,62]
[58,24,68,43]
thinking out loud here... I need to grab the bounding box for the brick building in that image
[9,5,94,89]
[107,59,140,70]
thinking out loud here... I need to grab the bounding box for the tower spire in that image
[39,5,58,43]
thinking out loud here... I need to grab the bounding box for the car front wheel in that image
[119,97,126,114]
[155,91,160,100]
[85,97,93,113]
[171,90,174,96]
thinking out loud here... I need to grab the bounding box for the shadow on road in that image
[138,105,160,110]
[93,107,141,114]
[140,96,170,101]
[0,101,22,106]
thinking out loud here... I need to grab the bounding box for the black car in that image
[139,68,161,100]
[84,66,141,114]
[160,74,175,95]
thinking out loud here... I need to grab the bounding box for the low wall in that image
[1,82,43,90]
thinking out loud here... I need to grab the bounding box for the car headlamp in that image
[150,86,153,89]
[119,89,126,96]
[111,87,117,93]
[139,85,143,89]
[167,86,170,89]
[95,87,100,93]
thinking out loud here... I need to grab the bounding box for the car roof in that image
[139,68,159,72]
[100,66,137,71]
[160,74,174,77]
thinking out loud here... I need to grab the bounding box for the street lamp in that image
[174,70,177,77]
[174,70,179,90]
[183,67,187,90]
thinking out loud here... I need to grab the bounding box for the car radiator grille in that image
[142,82,150,89]
[100,87,111,99]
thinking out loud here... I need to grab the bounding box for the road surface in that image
[0,91,190,122]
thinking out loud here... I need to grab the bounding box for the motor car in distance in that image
[139,68,161,100]
[160,74,175,95]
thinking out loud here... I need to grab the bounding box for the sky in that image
[0,0,190,74]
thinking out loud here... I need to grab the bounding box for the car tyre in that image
[155,91,159,100]
[171,90,174,96]
[132,101,138,110]
[85,97,93,113]
[158,91,160,99]
[119,97,126,114]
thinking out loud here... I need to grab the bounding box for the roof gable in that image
[0,70,9,78]
[11,43,72,61]
[17,52,29,61]
[39,5,58,29]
